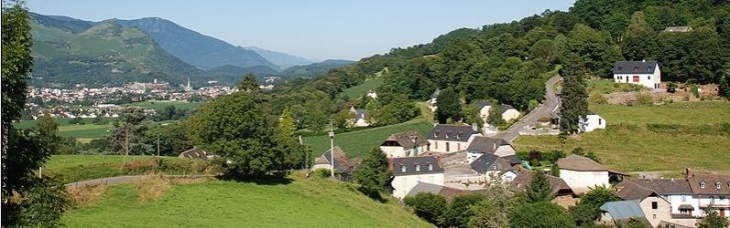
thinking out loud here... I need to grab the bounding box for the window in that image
[653,214,656,219]
[446,142,450,152]
[716,182,722,189]
[415,164,420,172]
[633,76,640,83]
[701,182,706,189]
[401,165,406,173]
[648,76,651,80]
[652,202,658,209]
[599,118,602,125]
[428,163,433,171]
[681,195,687,202]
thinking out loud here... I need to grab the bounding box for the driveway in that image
[495,75,562,142]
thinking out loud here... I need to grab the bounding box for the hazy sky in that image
[27,0,575,61]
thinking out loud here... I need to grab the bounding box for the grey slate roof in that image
[381,131,429,148]
[406,182,444,198]
[477,100,492,110]
[427,124,480,142]
[466,136,511,154]
[391,156,444,176]
[499,104,516,114]
[470,153,512,174]
[614,180,658,200]
[612,61,658,74]
[630,179,693,195]
[502,154,522,166]
[431,88,441,99]
[350,108,369,121]
[314,146,350,173]
[600,200,645,220]
[510,170,573,196]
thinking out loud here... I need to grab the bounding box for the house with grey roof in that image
[379,130,429,158]
[510,170,575,197]
[614,180,676,227]
[687,174,730,218]
[390,156,445,199]
[469,153,516,183]
[476,100,521,125]
[612,60,661,89]
[311,146,351,174]
[599,200,653,227]
[427,124,482,153]
[465,136,517,163]
[349,106,371,127]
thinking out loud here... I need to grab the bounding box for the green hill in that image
[62,174,430,228]
[30,14,209,88]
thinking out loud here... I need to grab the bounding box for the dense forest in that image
[267,0,730,131]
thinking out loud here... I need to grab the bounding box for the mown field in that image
[515,101,730,172]
[339,76,384,99]
[14,120,112,142]
[303,102,435,157]
[61,174,430,228]
[45,155,211,183]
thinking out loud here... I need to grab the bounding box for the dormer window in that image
[716,182,722,189]
[633,66,639,72]
[415,164,421,172]
[401,165,406,173]
[428,163,433,171]
[646,66,652,72]
[700,182,706,189]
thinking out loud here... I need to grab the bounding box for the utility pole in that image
[124,123,129,156]
[328,121,335,179]
[299,135,307,170]
[157,133,160,156]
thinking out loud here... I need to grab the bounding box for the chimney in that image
[685,167,694,180]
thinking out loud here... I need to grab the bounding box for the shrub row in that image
[46,157,215,183]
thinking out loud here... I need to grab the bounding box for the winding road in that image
[495,75,562,142]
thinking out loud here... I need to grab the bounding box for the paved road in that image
[495,75,562,142]
[65,174,214,188]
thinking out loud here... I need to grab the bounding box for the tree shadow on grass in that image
[216,173,293,186]
[358,187,388,203]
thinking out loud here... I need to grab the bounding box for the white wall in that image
[559,169,609,194]
[311,164,333,172]
[666,194,698,214]
[613,63,661,89]
[502,109,520,122]
[494,145,516,157]
[392,173,445,199]
[581,114,606,132]
[380,146,406,158]
[640,196,671,227]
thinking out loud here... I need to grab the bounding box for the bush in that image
[635,93,654,106]
[312,168,336,179]
[692,85,700,98]
[403,192,447,226]
[667,82,677,93]
[589,91,607,104]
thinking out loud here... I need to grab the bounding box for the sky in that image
[27,0,575,61]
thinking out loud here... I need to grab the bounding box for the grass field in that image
[588,79,648,94]
[14,120,112,141]
[45,155,211,183]
[590,101,730,125]
[339,76,384,99]
[125,101,205,112]
[303,102,435,157]
[61,174,430,228]
[515,100,730,172]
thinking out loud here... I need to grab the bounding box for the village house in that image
[469,153,517,183]
[465,136,519,164]
[510,170,576,205]
[426,124,482,153]
[390,156,445,199]
[598,200,653,227]
[687,174,730,217]
[311,146,351,175]
[349,106,370,127]
[579,111,606,133]
[556,154,609,195]
[614,179,696,227]
[379,131,429,158]
[178,146,217,160]
[477,100,520,124]
[612,60,661,89]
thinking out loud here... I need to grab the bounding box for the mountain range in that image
[28,13,341,87]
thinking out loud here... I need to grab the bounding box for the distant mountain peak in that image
[244,46,314,69]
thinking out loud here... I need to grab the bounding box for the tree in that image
[559,54,589,134]
[486,100,506,127]
[109,107,151,155]
[698,207,729,228]
[720,74,730,100]
[530,39,558,64]
[551,164,561,176]
[509,202,576,228]
[278,107,308,171]
[403,192,447,226]
[667,82,677,93]
[238,73,261,93]
[441,194,487,228]
[436,87,460,124]
[353,147,392,198]
[188,92,282,179]
[526,170,554,203]
[279,108,296,139]
[35,114,60,154]
[569,186,620,227]
[621,12,657,61]
[468,179,516,228]
[2,2,69,226]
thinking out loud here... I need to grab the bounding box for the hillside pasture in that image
[304,121,433,157]
[45,155,211,183]
[339,76,384,99]
[125,101,205,112]
[590,101,730,125]
[61,173,430,228]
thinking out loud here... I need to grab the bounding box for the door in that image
[721,208,726,217]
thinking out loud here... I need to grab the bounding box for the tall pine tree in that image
[526,170,554,203]
[354,147,393,198]
[559,53,589,134]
